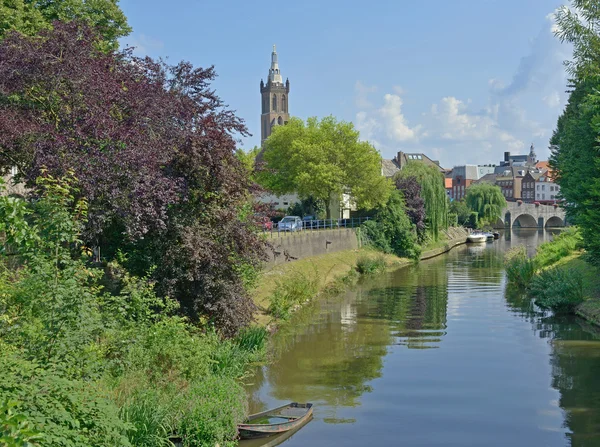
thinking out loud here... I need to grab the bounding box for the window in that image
[417,155,422,159]
[278,116,283,125]
[537,185,540,191]
[282,95,286,112]
[272,94,277,112]
[542,185,546,191]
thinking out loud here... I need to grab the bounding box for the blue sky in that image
[119,0,571,169]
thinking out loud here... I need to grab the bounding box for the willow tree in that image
[395,162,448,240]
[259,116,392,218]
[464,183,506,228]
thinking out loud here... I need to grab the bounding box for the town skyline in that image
[119,0,569,169]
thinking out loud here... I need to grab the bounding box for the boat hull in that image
[238,402,313,440]
[467,234,487,243]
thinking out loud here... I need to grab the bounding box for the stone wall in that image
[265,229,359,266]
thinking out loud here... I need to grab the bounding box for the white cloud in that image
[354,81,377,109]
[380,94,420,142]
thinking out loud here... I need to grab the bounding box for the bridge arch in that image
[545,216,564,228]
[513,213,538,228]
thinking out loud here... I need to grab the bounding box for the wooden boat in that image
[238,402,313,440]
[467,232,487,243]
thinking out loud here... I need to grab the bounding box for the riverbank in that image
[252,227,469,326]
[504,229,600,325]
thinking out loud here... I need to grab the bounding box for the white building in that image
[535,172,560,203]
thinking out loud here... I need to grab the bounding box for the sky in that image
[119,0,572,169]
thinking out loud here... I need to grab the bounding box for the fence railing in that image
[263,216,372,236]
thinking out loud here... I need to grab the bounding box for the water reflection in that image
[246,229,600,447]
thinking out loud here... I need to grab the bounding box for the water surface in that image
[243,230,600,447]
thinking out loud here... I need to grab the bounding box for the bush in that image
[0,354,130,447]
[356,255,386,275]
[268,272,319,319]
[504,246,536,287]
[530,267,585,312]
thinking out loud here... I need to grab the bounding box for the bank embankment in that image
[252,227,470,325]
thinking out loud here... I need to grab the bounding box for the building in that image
[448,164,495,200]
[521,170,541,202]
[260,45,290,145]
[256,46,299,211]
[535,169,561,204]
[381,151,445,178]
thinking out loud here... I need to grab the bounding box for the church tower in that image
[260,45,290,145]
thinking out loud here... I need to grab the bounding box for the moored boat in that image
[238,402,313,440]
[467,232,487,243]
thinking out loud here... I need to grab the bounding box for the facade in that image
[260,45,290,145]
[535,172,561,203]
[521,171,540,202]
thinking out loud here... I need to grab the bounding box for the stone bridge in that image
[492,202,567,229]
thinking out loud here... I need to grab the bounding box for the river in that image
[242,229,600,447]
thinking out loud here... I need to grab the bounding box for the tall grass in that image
[268,271,319,320]
[355,254,386,275]
[504,246,536,287]
[535,228,582,269]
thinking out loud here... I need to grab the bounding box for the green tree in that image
[0,0,131,49]
[464,183,506,228]
[449,199,471,226]
[235,146,261,179]
[395,162,448,240]
[550,0,600,264]
[259,116,392,218]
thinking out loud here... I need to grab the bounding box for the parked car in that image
[278,216,303,232]
[302,215,316,229]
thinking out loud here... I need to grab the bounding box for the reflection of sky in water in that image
[245,230,600,447]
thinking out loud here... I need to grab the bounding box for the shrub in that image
[268,272,319,319]
[0,354,130,447]
[504,246,536,287]
[356,255,386,275]
[530,267,585,312]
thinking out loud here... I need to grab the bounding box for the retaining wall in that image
[265,229,358,266]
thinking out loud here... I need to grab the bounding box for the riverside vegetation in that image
[0,175,267,447]
[504,229,600,314]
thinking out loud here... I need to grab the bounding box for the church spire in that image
[268,44,283,84]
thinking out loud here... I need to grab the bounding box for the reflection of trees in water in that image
[505,282,600,445]
[264,287,392,408]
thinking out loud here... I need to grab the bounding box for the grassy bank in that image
[252,248,409,325]
[504,229,600,318]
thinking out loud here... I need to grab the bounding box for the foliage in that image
[530,267,585,312]
[0,400,43,447]
[394,176,426,240]
[449,199,471,226]
[0,176,265,447]
[534,228,582,269]
[356,255,386,275]
[504,246,536,288]
[0,0,131,50]
[359,191,421,260]
[268,271,319,320]
[464,183,506,228]
[395,162,448,240]
[550,1,600,265]
[468,212,479,228]
[287,196,325,219]
[0,354,130,447]
[259,116,392,218]
[0,22,266,335]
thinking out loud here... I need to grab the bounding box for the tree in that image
[395,162,448,240]
[0,23,265,335]
[464,183,506,228]
[395,176,426,240]
[550,0,600,264]
[259,116,392,218]
[449,199,471,226]
[0,0,131,49]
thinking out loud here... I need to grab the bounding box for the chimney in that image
[504,152,510,162]
[397,151,404,169]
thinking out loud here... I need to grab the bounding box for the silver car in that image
[278,216,302,232]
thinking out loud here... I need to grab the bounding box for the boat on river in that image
[467,232,487,243]
[238,402,313,440]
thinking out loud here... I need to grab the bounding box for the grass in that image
[251,248,408,325]
[356,254,387,274]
